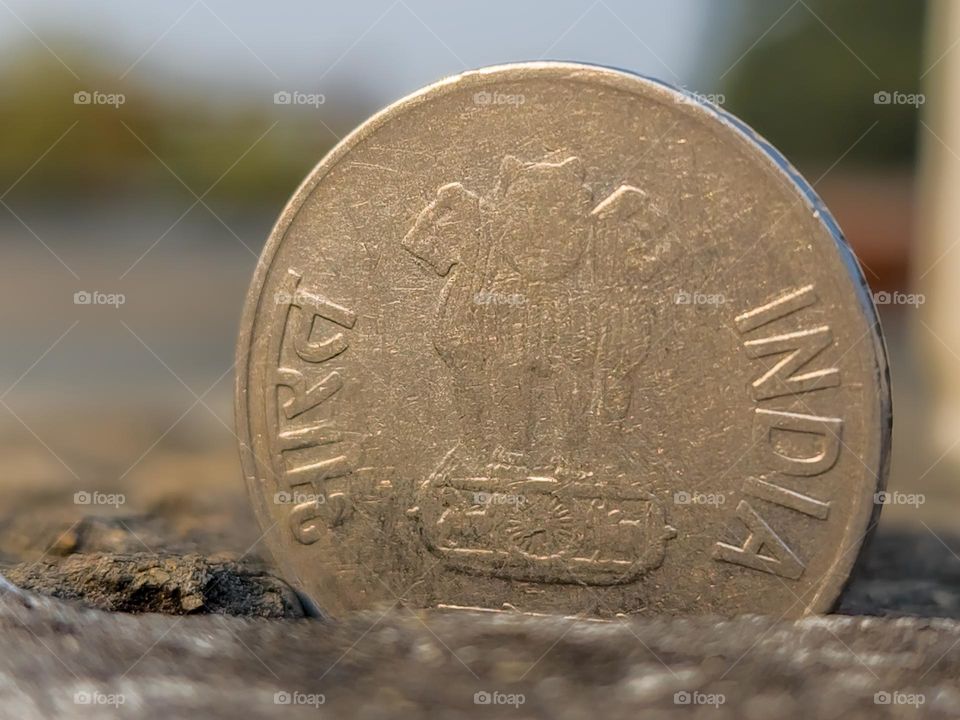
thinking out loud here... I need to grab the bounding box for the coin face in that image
[236,63,890,618]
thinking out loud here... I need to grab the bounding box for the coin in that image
[236,62,890,618]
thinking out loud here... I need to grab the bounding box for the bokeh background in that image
[0,0,952,570]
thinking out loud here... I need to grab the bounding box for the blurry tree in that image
[0,42,371,205]
[719,0,926,169]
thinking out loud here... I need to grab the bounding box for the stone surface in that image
[6,553,304,618]
[2,478,960,717]
[0,583,958,719]
[839,528,960,619]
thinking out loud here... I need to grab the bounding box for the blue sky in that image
[0,0,735,101]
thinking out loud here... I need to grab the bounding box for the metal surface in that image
[236,63,891,618]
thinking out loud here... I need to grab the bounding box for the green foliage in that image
[720,0,926,167]
[0,42,358,204]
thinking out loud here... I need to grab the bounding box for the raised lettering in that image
[755,408,842,476]
[714,500,804,579]
[744,327,840,400]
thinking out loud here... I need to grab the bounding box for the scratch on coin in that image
[348,162,400,174]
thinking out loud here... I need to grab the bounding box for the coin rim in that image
[235,61,891,617]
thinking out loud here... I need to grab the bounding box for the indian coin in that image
[236,62,890,618]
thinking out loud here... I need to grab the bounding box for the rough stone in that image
[5,553,304,618]
[0,585,957,719]
[838,528,960,619]
[2,512,960,717]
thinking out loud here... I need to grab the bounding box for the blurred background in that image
[0,0,952,571]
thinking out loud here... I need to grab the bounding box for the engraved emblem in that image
[402,154,676,583]
[408,446,677,585]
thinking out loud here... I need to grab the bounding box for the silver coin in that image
[236,62,890,618]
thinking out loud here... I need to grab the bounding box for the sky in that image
[0,0,733,102]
